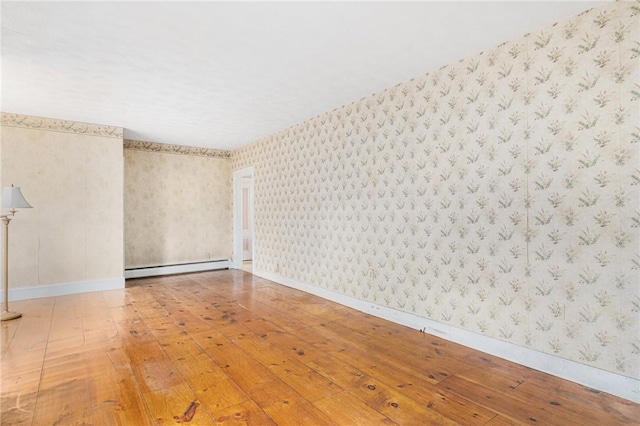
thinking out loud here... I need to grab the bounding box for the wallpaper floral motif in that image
[233,2,640,379]
[1,112,123,138]
[124,147,232,269]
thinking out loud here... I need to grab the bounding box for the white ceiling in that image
[2,1,605,151]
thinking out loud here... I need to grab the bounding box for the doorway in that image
[232,167,254,271]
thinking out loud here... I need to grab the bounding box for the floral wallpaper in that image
[1,115,124,287]
[233,2,640,379]
[124,143,232,269]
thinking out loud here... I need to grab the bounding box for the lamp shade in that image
[1,186,33,209]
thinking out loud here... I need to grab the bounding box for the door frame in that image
[232,166,254,269]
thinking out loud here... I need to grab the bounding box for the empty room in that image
[1,1,639,424]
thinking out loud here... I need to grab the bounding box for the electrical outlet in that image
[205,252,210,259]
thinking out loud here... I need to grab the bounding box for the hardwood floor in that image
[1,270,638,425]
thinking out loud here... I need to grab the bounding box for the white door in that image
[241,177,253,261]
[233,167,254,269]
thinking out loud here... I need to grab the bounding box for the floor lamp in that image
[1,185,33,321]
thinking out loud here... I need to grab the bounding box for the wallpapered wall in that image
[124,140,232,269]
[1,113,124,288]
[233,2,640,379]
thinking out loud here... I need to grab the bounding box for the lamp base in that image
[0,311,22,321]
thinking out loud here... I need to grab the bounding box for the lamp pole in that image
[1,211,21,321]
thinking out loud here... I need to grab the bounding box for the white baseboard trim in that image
[3,277,125,301]
[254,269,640,403]
[124,259,230,279]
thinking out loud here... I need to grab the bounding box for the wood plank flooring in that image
[1,270,638,425]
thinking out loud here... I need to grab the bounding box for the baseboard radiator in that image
[124,259,230,279]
